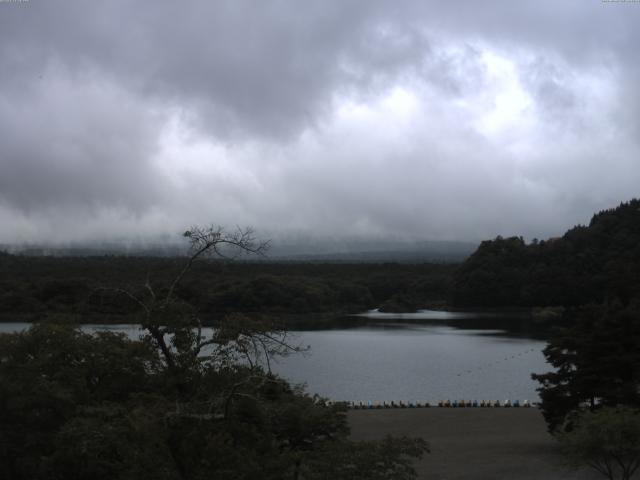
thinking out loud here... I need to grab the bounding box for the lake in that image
[0,311,550,403]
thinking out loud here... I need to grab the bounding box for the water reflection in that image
[0,318,551,403]
[272,323,549,403]
[353,309,481,320]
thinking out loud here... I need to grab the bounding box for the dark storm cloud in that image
[0,65,166,212]
[1,1,410,139]
[1,0,639,244]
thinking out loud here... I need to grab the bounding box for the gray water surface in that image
[274,325,547,403]
[353,308,481,320]
[0,320,549,403]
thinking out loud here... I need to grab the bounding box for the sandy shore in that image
[348,408,603,480]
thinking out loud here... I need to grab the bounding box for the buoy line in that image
[330,399,538,409]
[454,347,539,377]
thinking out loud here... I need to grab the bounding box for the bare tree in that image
[100,225,300,375]
[144,226,267,368]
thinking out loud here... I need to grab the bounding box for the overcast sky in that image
[1,0,640,246]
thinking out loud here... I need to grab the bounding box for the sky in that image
[1,0,640,247]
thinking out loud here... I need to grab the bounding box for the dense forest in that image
[3,199,640,326]
[2,199,640,326]
[3,201,640,478]
[452,199,640,308]
[0,229,428,480]
[0,254,455,325]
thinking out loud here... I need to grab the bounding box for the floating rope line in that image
[455,347,539,377]
[339,399,537,409]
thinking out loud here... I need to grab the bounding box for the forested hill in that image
[451,199,640,307]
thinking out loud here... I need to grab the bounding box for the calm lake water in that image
[0,311,550,403]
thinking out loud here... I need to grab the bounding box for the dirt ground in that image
[348,408,604,480]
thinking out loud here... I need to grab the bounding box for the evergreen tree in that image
[532,303,640,432]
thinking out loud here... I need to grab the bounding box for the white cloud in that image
[0,1,639,246]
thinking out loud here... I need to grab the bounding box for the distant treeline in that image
[451,199,640,307]
[4,199,638,324]
[0,254,455,324]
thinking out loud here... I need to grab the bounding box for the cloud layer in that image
[1,0,640,245]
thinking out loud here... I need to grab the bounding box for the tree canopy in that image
[558,407,640,480]
[0,226,428,480]
[0,255,454,324]
[532,302,640,432]
[452,199,640,308]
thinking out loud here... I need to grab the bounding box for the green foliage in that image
[532,303,640,432]
[0,255,455,323]
[0,227,428,479]
[0,324,162,479]
[0,323,427,479]
[558,407,640,480]
[452,199,640,307]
